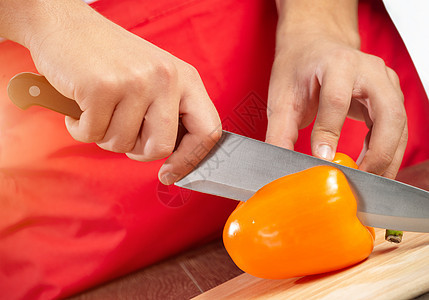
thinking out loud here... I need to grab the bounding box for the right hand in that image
[23,0,221,185]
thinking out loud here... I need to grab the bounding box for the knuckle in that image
[383,169,398,180]
[183,64,202,81]
[130,60,179,95]
[387,67,400,83]
[78,129,105,144]
[312,125,341,141]
[369,55,387,69]
[154,61,179,84]
[325,93,349,111]
[126,70,147,92]
[106,140,135,153]
[372,150,394,170]
[144,142,175,161]
[76,118,107,143]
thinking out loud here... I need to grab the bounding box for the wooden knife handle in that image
[7,72,83,119]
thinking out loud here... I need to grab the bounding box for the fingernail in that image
[317,144,334,161]
[160,172,179,185]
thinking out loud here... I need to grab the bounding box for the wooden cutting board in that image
[194,229,429,300]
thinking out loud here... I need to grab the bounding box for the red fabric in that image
[357,1,429,167]
[0,0,428,299]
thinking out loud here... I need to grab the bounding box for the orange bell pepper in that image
[332,152,359,169]
[223,153,375,279]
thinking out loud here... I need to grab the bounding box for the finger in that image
[358,71,406,175]
[126,96,179,162]
[381,69,407,178]
[65,94,115,143]
[265,101,299,150]
[382,122,408,179]
[265,67,303,150]
[96,96,148,153]
[311,68,354,161]
[157,81,221,185]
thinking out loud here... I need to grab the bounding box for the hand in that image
[9,0,221,185]
[266,0,407,179]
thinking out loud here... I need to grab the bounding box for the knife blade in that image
[175,131,429,232]
[8,72,429,232]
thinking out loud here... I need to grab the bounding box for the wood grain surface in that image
[70,239,243,299]
[194,229,429,300]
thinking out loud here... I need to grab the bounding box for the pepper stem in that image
[385,229,403,243]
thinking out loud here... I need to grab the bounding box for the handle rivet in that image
[29,85,41,97]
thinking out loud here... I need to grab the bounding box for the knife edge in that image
[358,212,429,233]
[177,179,256,202]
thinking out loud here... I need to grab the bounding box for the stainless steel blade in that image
[175,131,429,233]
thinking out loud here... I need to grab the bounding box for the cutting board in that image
[194,229,429,300]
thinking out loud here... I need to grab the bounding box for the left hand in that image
[266,0,408,179]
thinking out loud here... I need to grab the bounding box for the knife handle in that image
[7,72,187,150]
[8,72,83,120]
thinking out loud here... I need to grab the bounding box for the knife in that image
[8,72,429,233]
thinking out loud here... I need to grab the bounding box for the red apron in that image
[0,0,428,298]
